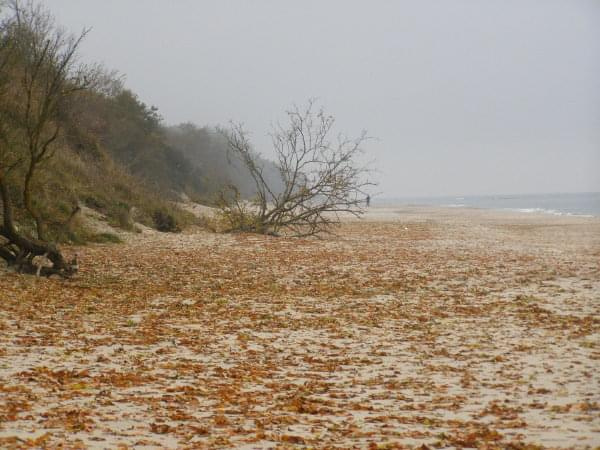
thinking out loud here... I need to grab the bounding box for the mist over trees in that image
[163,123,283,200]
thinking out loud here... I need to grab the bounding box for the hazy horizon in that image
[45,0,600,198]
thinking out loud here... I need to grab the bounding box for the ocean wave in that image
[508,208,593,218]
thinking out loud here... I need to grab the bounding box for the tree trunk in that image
[23,157,45,240]
[0,175,76,277]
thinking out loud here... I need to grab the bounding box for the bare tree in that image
[219,100,375,236]
[0,1,95,276]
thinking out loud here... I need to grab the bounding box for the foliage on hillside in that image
[0,2,280,244]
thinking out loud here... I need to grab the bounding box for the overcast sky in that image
[45,0,599,198]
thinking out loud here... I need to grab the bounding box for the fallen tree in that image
[218,100,375,236]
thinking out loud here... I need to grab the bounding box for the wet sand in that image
[0,206,599,448]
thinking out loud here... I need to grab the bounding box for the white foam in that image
[508,208,593,218]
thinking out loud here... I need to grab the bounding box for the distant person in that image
[366,195,370,207]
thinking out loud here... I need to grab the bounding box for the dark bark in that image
[0,175,76,277]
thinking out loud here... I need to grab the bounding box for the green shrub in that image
[152,209,180,232]
[89,232,122,243]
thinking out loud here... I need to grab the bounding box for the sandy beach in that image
[0,206,599,448]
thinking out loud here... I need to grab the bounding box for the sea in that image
[376,192,600,218]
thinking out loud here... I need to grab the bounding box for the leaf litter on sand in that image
[0,206,599,448]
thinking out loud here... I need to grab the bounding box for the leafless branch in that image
[219,100,376,236]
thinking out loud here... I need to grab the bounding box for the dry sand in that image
[0,206,599,448]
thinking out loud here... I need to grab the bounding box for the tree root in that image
[0,233,77,278]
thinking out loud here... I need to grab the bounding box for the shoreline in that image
[371,191,600,220]
[436,203,597,218]
[348,204,600,226]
